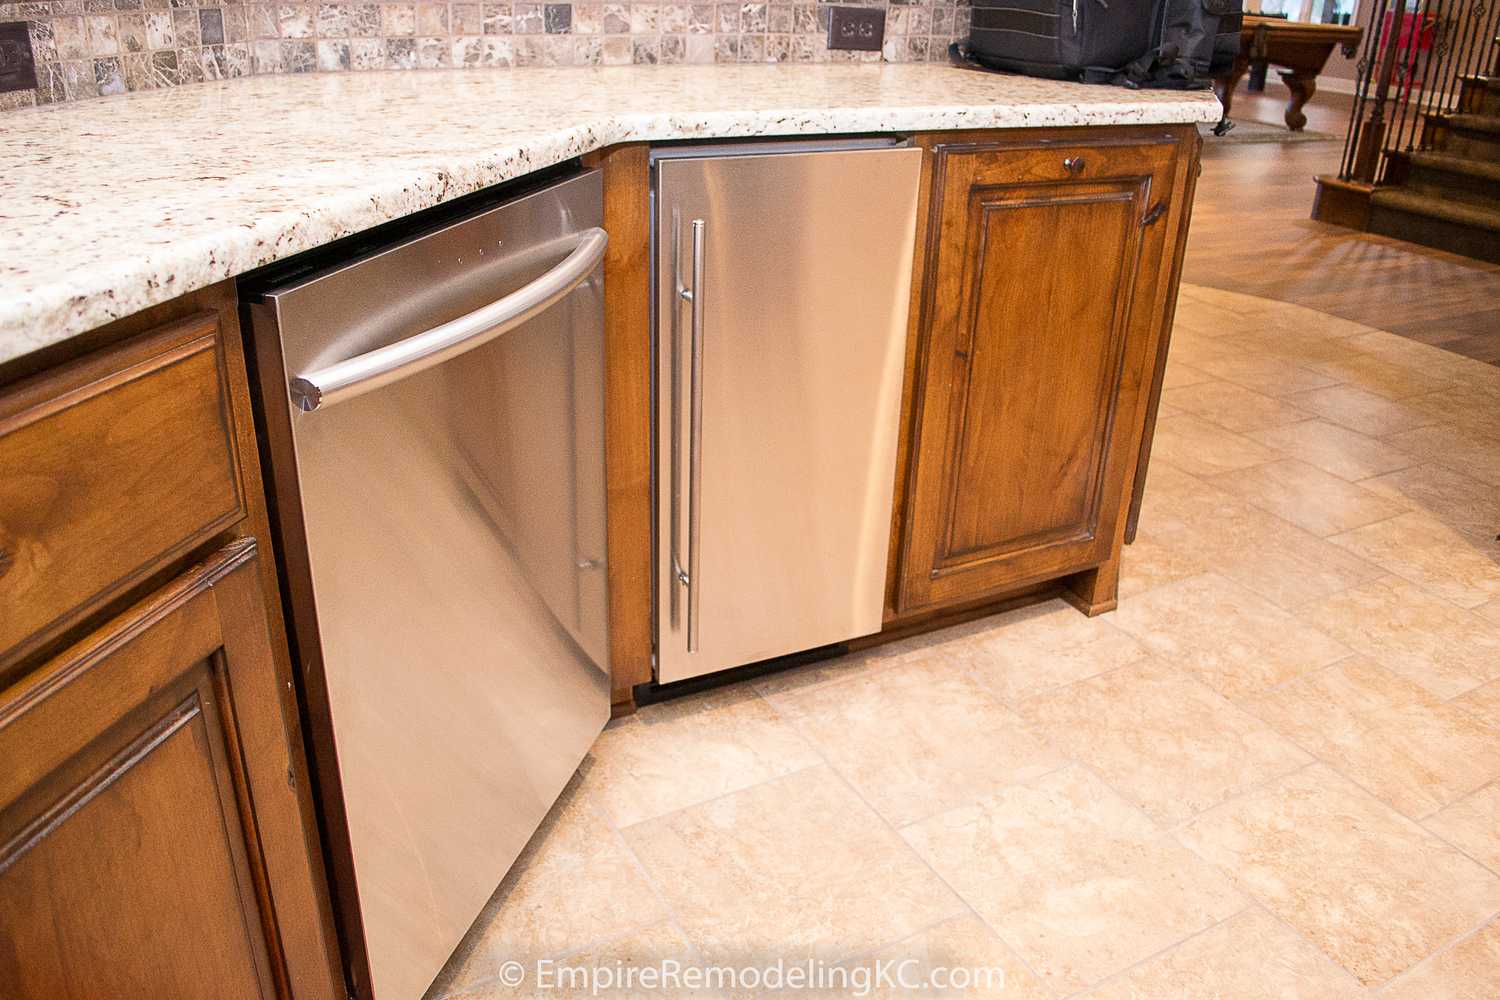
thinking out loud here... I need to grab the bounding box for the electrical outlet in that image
[0,22,37,94]
[827,6,885,52]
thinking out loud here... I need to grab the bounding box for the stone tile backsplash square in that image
[0,0,970,108]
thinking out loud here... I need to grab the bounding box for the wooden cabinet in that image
[0,314,247,675]
[894,130,1195,616]
[597,128,1201,709]
[0,288,344,1000]
[3,543,284,999]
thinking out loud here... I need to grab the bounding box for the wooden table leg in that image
[1279,69,1316,131]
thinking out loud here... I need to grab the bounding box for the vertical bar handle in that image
[668,213,685,632]
[685,219,706,654]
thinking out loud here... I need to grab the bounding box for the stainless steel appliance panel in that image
[653,145,923,684]
[251,170,609,1000]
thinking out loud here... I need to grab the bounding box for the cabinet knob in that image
[1064,156,1086,176]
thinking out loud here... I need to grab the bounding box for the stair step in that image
[1403,151,1500,184]
[1460,75,1500,115]
[1426,112,1500,159]
[1440,113,1500,135]
[1368,188,1500,263]
[1394,151,1500,210]
[1371,188,1500,230]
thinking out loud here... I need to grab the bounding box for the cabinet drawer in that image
[943,135,1180,187]
[0,314,246,668]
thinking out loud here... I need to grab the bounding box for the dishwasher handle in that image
[289,227,609,412]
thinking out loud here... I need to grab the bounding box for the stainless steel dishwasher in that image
[244,169,609,1000]
[652,141,923,684]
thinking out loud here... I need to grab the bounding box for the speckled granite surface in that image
[0,64,1221,364]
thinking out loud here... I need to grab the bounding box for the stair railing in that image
[1339,0,1500,184]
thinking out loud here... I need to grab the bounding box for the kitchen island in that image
[0,64,1219,1000]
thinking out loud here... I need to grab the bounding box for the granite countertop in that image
[0,64,1221,364]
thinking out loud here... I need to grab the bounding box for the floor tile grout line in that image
[1184,354,1347,396]
[435,777,709,999]
[1321,512,1500,612]
[828,909,997,970]
[777,758,979,965]
[1372,908,1500,996]
[948,614,1349,834]
[964,654,1143,721]
[555,914,688,964]
[750,655,918,713]
[1244,563,1500,672]
[1241,898,1375,995]
[1229,649,1362,702]
[1213,665,1500,825]
[1412,786,1500,880]
[1445,684,1500,726]
[1240,416,1423,483]
[1414,782,1489,824]
[765,685,1064,998]
[1155,773,1420,992]
[596,677,1087,984]
[588,702,842,976]
[877,739,1261,999]
[1108,566,1360,658]
[1044,752,1278,957]
[1166,749,1500,957]
[596,798,718,974]
[1291,565,1500,670]
[763,636,1138,832]
[955,611,1160,713]
[1051,904,1255,1000]
[758,627,1062,732]
[996,651,1325,827]
[619,634,1195,838]
[608,758,827,834]
[1224,671,1500,821]
[896,756,1079,834]
[1158,757,1323,839]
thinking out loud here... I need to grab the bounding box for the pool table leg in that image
[1279,69,1316,131]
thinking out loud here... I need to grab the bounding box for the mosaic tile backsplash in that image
[0,0,971,107]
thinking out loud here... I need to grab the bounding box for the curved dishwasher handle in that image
[290,226,609,412]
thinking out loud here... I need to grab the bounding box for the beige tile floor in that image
[428,285,1500,999]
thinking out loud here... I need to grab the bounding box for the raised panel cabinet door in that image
[898,137,1180,612]
[0,540,307,1000]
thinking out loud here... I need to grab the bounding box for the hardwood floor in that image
[1186,85,1500,366]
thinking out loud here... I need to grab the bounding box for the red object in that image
[1379,10,1435,96]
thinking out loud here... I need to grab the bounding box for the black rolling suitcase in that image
[959,0,1243,90]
